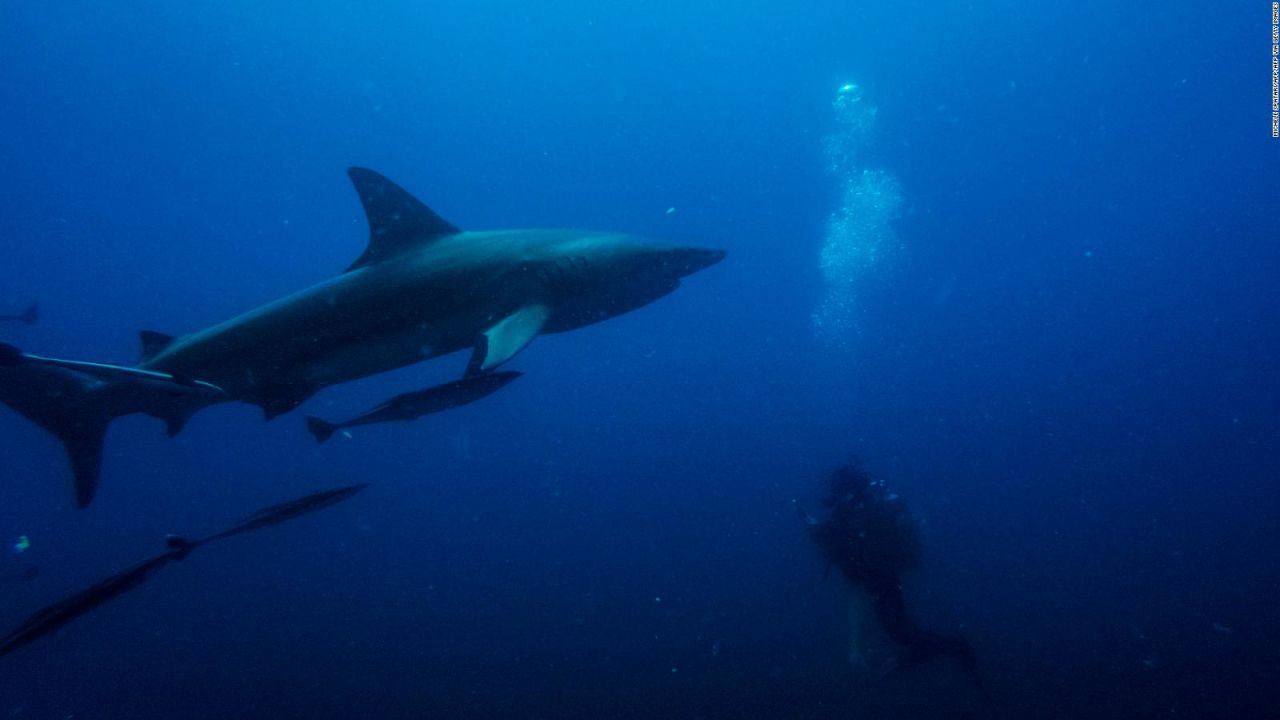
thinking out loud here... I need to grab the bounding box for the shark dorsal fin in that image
[345,167,461,272]
[139,330,176,362]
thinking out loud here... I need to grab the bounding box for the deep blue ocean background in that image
[1,2,1277,718]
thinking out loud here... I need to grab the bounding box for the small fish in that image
[306,371,522,443]
[0,304,37,325]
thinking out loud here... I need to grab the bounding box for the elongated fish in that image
[306,371,522,443]
[0,552,179,657]
[0,484,367,658]
[181,483,370,547]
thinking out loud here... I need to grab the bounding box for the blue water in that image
[1,2,1276,718]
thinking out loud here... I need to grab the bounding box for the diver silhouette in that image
[799,462,988,698]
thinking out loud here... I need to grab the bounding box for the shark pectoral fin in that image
[466,304,550,376]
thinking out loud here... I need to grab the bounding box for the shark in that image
[0,168,725,508]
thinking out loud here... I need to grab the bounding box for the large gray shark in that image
[0,168,725,508]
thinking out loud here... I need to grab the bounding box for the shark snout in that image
[668,247,727,277]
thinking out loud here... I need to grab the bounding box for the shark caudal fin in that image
[305,416,338,444]
[0,344,226,508]
[0,347,111,507]
[59,418,110,508]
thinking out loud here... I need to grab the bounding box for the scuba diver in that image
[798,462,987,698]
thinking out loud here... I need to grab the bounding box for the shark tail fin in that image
[0,345,224,508]
[61,416,110,509]
[15,403,108,509]
[0,346,109,508]
[19,304,38,325]
[306,416,338,444]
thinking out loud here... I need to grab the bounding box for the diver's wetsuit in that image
[808,464,986,696]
